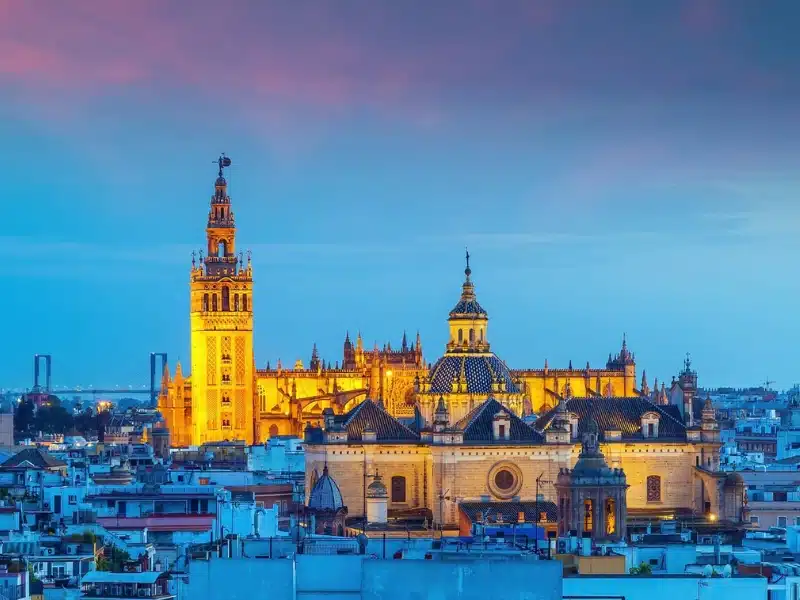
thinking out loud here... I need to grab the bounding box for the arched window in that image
[218,240,227,257]
[242,294,248,311]
[202,293,209,312]
[647,475,662,502]
[605,498,616,535]
[480,328,484,341]
[583,499,593,533]
[234,294,239,312]
[458,329,463,343]
[222,286,230,311]
[469,328,474,343]
[269,424,279,438]
[211,295,218,311]
[391,476,406,503]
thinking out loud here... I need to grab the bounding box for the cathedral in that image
[158,159,649,447]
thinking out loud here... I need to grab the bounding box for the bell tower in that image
[189,155,255,444]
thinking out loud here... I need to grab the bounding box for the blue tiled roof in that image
[428,354,520,394]
[449,297,487,317]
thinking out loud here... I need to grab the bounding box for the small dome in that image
[725,472,745,486]
[366,475,388,499]
[215,176,227,187]
[308,465,344,511]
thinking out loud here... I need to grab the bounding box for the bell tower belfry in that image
[189,155,255,444]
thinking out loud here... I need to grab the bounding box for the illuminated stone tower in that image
[189,155,255,444]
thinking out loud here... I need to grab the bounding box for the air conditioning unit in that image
[66,545,78,555]
[40,547,55,556]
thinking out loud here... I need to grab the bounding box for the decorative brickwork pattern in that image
[206,337,217,385]
[207,390,218,429]
[235,337,246,384]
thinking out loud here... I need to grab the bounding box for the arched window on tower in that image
[242,294,248,311]
[605,498,616,535]
[583,499,594,533]
[218,240,227,257]
[469,329,474,343]
[234,294,239,312]
[211,294,218,312]
[480,328,484,342]
[458,329,463,343]
[202,293,209,312]
[222,286,230,311]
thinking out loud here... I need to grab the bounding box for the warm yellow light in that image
[386,370,393,377]
[709,514,717,522]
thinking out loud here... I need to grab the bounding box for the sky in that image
[2,0,800,392]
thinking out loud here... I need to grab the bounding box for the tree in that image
[97,547,130,572]
[14,398,35,434]
[629,562,653,575]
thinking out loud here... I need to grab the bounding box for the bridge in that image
[30,353,168,406]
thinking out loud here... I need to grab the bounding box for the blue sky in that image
[2,0,800,390]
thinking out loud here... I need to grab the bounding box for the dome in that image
[428,354,520,395]
[725,472,745,486]
[308,465,344,511]
[215,176,227,187]
[366,475,388,499]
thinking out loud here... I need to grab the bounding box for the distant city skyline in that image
[3,1,800,390]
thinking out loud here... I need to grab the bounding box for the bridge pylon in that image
[150,353,168,407]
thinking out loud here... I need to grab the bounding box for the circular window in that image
[494,470,515,491]
[487,461,523,499]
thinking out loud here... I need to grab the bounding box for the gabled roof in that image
[1,448,66,470]
[534,397,687,440]
[337,399,420,442]
[452,398,543,443]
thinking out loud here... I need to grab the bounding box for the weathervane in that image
[215,153,232,178]
[465,247,471,279]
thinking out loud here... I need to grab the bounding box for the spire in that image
[415,331,422,351]
[161,363,171,387]
[449,250,487,319]
[401,330,408,352]
[641,370,649,395]
[568,359,573,370]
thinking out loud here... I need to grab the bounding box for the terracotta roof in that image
[453,398,543,444]
[535,397,687,440]
[337,399,419,442]
[459,501,558,524]
[0,448,66,470]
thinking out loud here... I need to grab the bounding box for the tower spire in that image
[465,247,471,281]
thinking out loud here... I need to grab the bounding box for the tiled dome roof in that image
[428,354,520,394]
[308,465,344,511]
